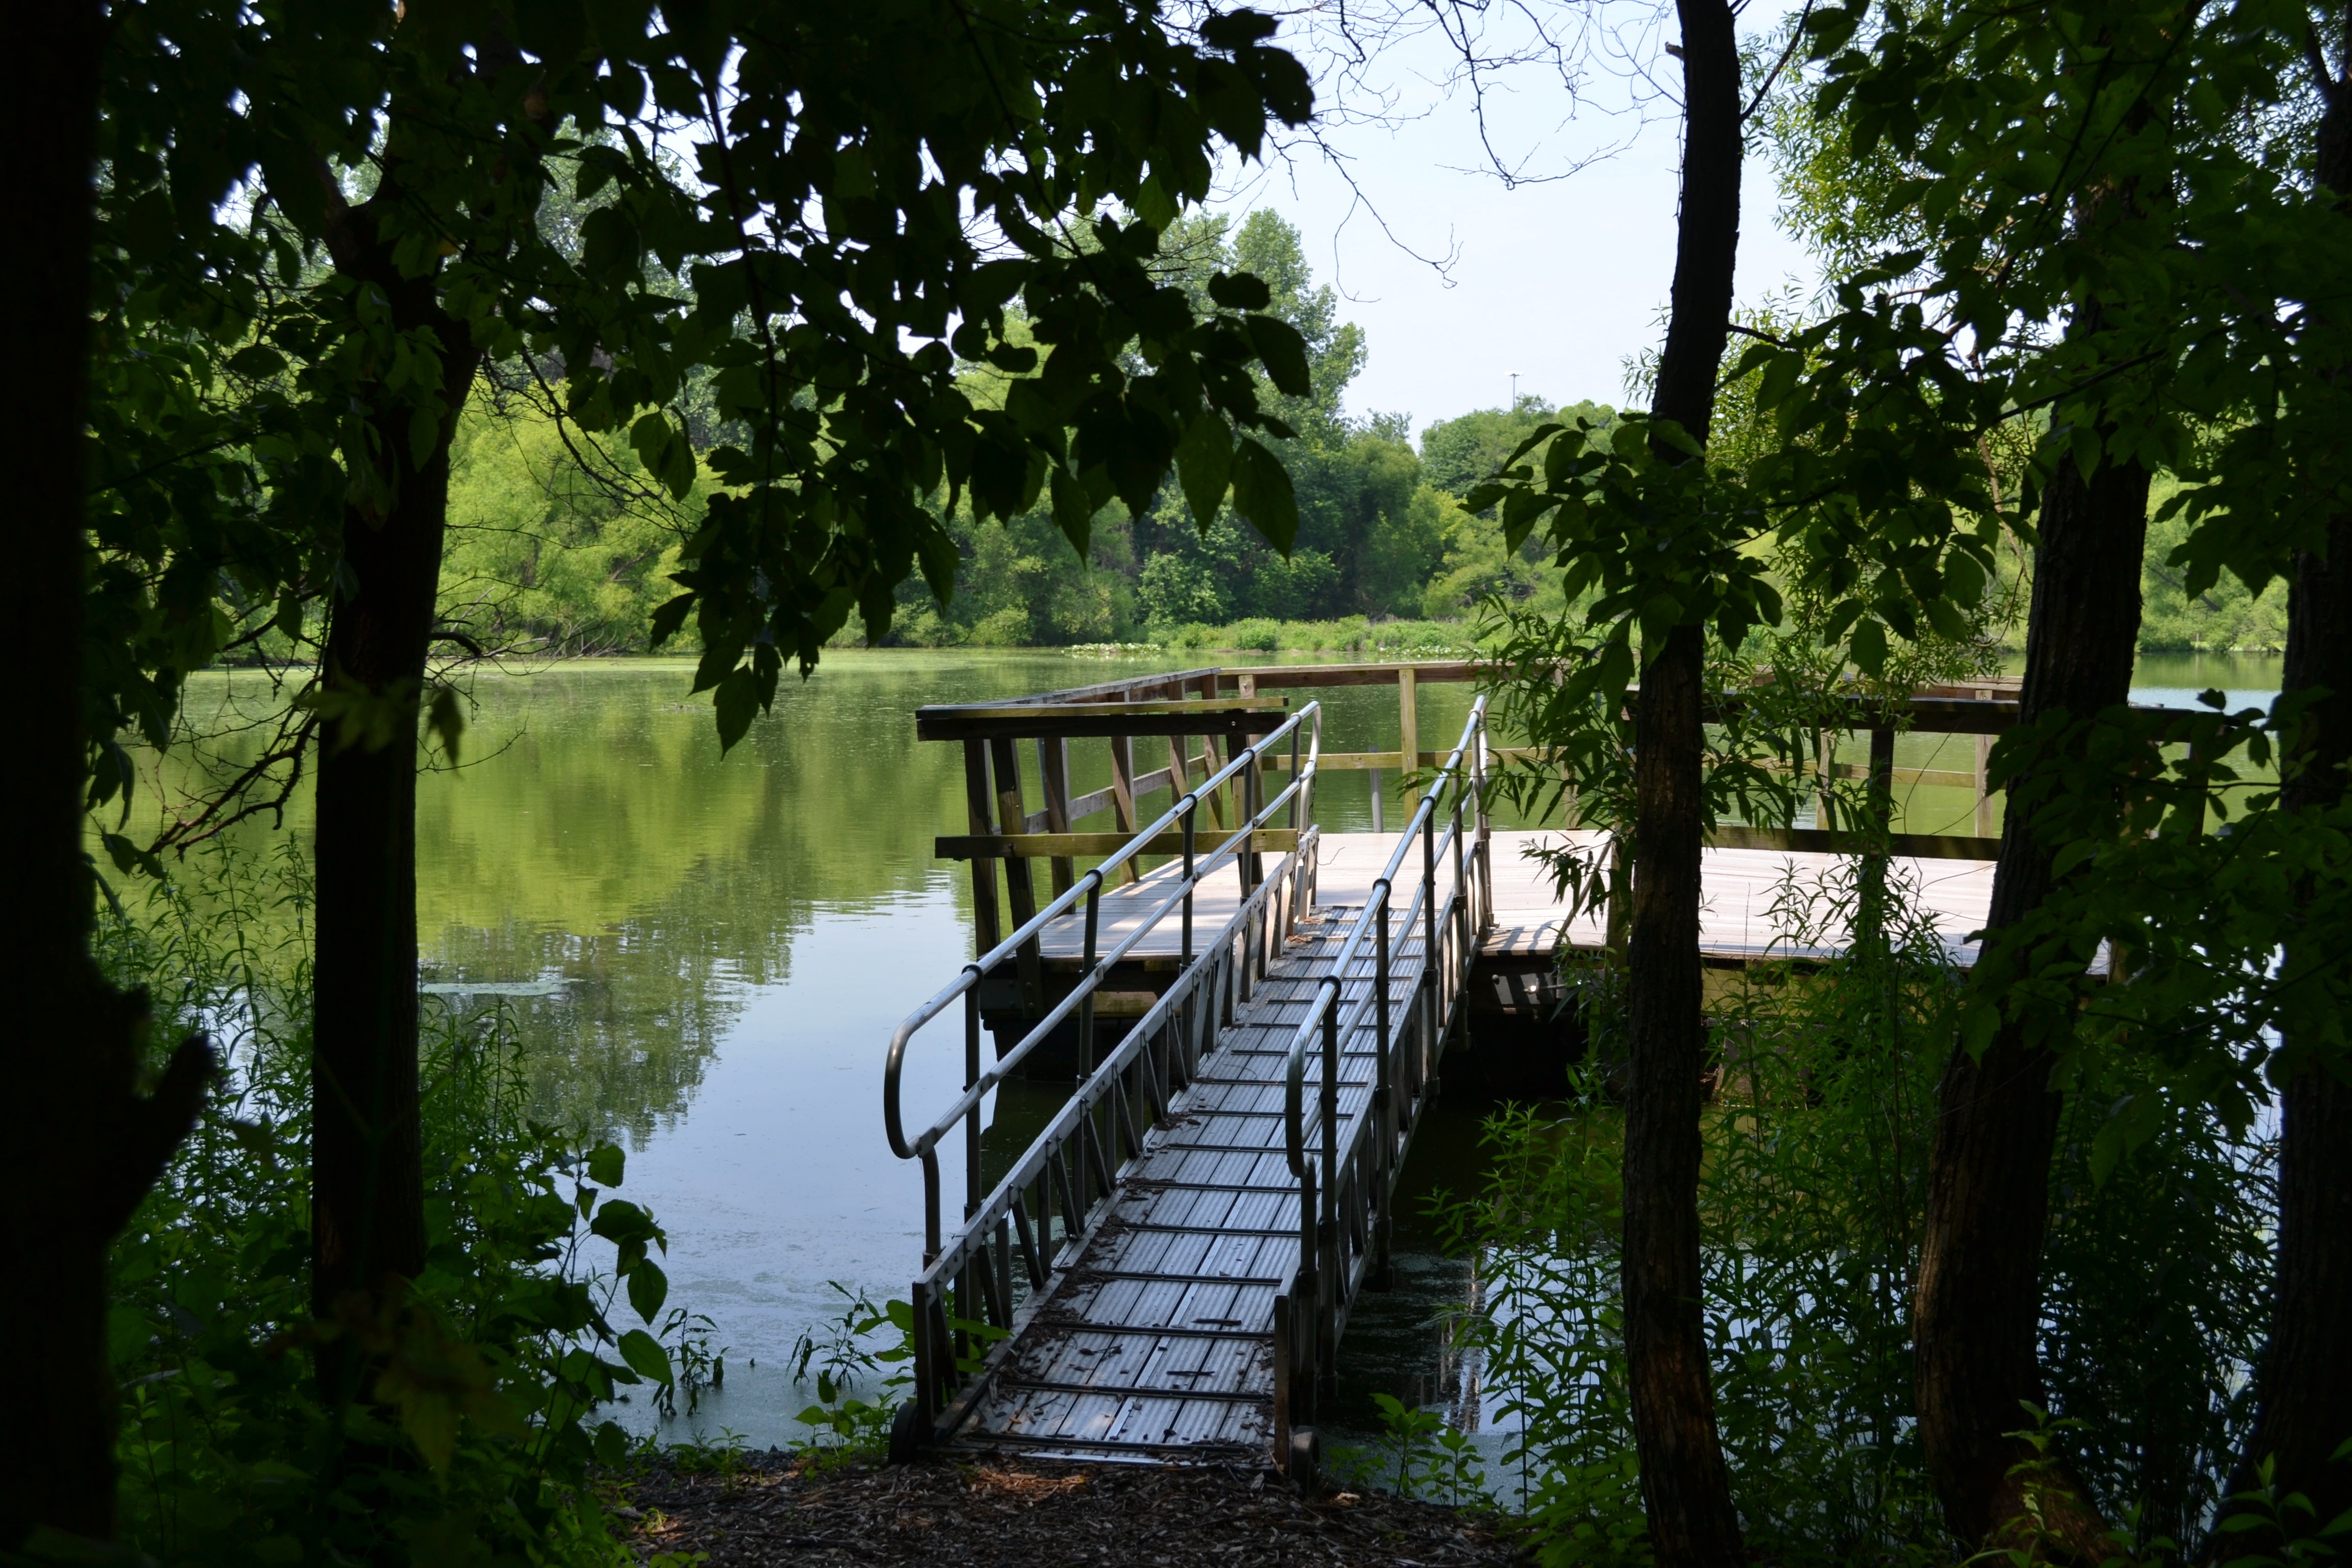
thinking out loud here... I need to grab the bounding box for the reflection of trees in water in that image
[425,862,818,1147]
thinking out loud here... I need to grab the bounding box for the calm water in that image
[152,647,2283,1449]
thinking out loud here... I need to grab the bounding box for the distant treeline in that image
[436,213,2283,659]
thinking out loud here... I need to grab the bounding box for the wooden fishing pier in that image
[882,661,2021,1474]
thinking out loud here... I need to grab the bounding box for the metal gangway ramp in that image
[884,696,1493,1471]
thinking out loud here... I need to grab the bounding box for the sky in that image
[1206,4,1821,437]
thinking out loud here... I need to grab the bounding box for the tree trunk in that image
[1618,0,1745,1559]
[1,0,211,1547]
[309,244,477,1382]
[2227,41,2352,1517]
[1913,431,2149,1551]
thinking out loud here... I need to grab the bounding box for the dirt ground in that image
[617,1452,1526,1567]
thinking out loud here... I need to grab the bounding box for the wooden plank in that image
[977,666,1226,707]
[1107,735,1142,887]
[1039,736,1076,897]
[1707,824,2001,859]
[917,700,1286,742]
[1398,665,1420,810]
[962,742,1002,957]
[1976,731,1997,838]
[1066,783,1121,822]
[1239,660,1486,689]
[988,736,1043,1006]
[935,829,1300,860]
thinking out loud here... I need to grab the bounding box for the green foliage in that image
[87,0,1325,811]
[96,843,704,1566]
[1439,862,2281,1564]
[441,394,703,656]
[1348,1394,1491,1508]
[784,1286,913,1465]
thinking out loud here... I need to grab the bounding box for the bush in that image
[99,843,707,1566]
[1434,857,2277,1564]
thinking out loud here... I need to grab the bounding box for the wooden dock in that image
[885,662,2020,1473]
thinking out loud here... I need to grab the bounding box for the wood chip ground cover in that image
[617,1454,1525,1566]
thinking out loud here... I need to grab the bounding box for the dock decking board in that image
[1029,828,1999,972]
[955,903,1425,1458]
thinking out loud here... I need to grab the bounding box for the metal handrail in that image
[884,699,1324,1205]
[1281,697,1486,1184]
[911,853,1300,1293]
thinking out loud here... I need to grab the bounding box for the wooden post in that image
[1858,724,1896,953]
[1974,730,1996,839]
[1109,732,1141,886]
[1397,666,1420,811]
[1236,671,1263,877]
[963,741,1003,956]
[989,735,1043,1011]
[1869,725,1896,826]
[1038,736,1075,897]
[1816,728,1837,831]
[1200,733,1231,830]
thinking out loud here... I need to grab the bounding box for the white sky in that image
[1208,4,1821,437]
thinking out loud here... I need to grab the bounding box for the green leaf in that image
[1049,464,1094,558]
[1133,175,1178,230]
[1174,412,1233,530]
[593,1420,630,1467]
[649,591,696,649]
[587,1144,625,1188]
[714,665,761,752]
[109,1305,152,1365]
[1244,315,1312,397]
[628,1259,670,1322]
[227,344,288,379]
[1230,437,1297,553]
[1207,271,1271,311]
[1850,617,1889,676]
[618,1329,674,1385]
[590,1198,657,1245]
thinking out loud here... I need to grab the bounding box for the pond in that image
[153,646,2284,1453]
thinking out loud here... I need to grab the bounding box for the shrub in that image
[100,843,704,1566]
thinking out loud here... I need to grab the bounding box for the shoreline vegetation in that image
[415,214,2281,669]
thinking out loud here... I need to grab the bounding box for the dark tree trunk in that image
[309,240,478,1378]
[1618,0,1745,1559]
[1914,428,2149,1551]
[1,0,211,1547]
[2227,41,2352,1519]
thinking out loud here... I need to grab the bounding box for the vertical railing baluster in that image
[1080,875,1101,1073]
[996,1216,1014,1324]
[1181,800,1196,970]
[1422,798,1439,1084]
[964,990,984,1229]
[910,1278,937,1430]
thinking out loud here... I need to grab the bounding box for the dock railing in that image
[1273,697,1492,1464]
[883,699,1326,1451]
[917,663,2026,904]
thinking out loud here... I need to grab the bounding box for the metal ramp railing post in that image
[1276,697,1490,1465]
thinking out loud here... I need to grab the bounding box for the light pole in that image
[1509,371,1520,408]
